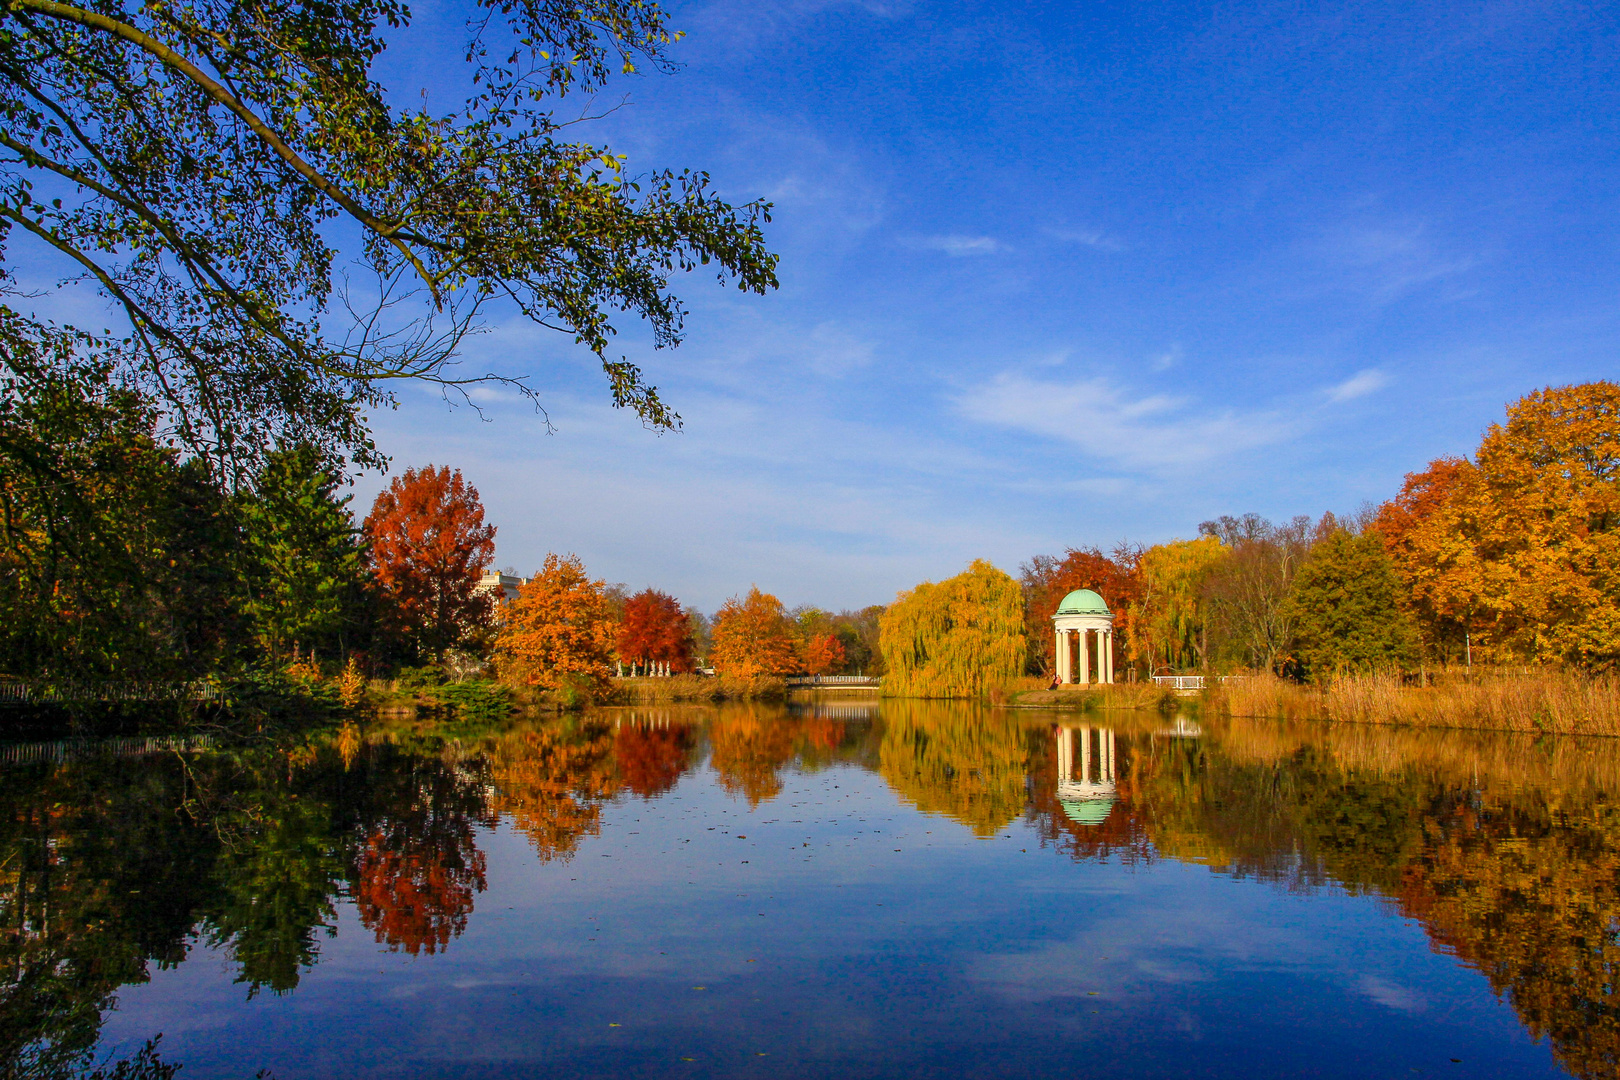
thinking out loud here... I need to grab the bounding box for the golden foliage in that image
[877,700,1032,835]
[707,706,799,805]
[1217,670,1620,736]
[495,553,617,691]
[709,586,800,678]
[1376,382,1620,669]
[1129,536,1225,673]
[338,656,366,708]
[879,560,1026,698]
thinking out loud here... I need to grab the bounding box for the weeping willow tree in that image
[879,560,1026,699]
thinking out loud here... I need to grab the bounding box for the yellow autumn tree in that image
[1469,382,1620,668]
[709,586,800,677]
[495,553,617,692]
[878,559,1025,698]
[1378,383,1620,669]
[1129,536,1226,673]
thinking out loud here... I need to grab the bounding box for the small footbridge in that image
[785,675,881,691]
[1151,675,1243,697]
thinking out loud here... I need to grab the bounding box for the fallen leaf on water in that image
[693,986,706,990]
[609,1023,621,1028]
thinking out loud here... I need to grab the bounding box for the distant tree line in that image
[1017,381,1620,681]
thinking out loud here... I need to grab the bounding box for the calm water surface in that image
[5,700,1619,1079]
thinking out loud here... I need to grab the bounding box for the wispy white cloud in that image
[1313,219,1477,304]
[912,234,1006,257]
[956,372,1296,474]
[1046,227,1126,252]
[1326,369,1390,402]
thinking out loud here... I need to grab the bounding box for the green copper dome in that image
[1060,798,1116,826]
[1055,588,1110,616]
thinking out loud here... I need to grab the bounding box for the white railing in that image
[785,675,881,687]
[0,733,219,766]
[0,680,223,704]
[1151,675,1243,693]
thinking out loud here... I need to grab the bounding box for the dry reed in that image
[1213,712,1620,797]
[1217,670,1620,737]
[612,674,787,704]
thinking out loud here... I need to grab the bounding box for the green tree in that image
[0,0,778,474]
[0,317,246,679]
[1284,529,1419,680]
[240,446,371,660]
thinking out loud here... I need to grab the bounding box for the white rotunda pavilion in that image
[1052,588,1114,685]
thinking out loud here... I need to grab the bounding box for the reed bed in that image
[611,674,787,704]
[1217,671,1620,737]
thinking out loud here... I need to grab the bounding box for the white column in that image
[1079,725,1091,782]
[1102,631,1113,684]
[1102,729,1114,780]
[1079,629,1091,685]
[1057,726,1072,780]
[1055,630,1068,684]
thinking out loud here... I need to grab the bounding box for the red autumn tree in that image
[1020,545,1143,675]
[364,465,497,661]
[802,633,847,675]
[614,722,698,798]
[353,831,487,956]
[616,588,695,672]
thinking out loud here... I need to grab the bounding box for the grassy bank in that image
[1001,678,1174,712]
[1215,670,1620,737]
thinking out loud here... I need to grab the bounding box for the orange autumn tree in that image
[1374,382,1620,669]
[496,554,617,693]
[616,588,695,673]
[1373,456,1480,659]
[364,465,497,661]
[709,586,801,677]
[802,632,847,675]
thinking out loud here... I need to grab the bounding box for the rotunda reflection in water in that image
[1054,724,1117,826]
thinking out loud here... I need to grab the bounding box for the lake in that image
[4,699,1617,1079]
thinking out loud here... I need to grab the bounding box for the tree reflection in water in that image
[2,706,1620,1079]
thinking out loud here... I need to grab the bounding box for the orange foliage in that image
[496,553,617,690]
[614,722,697,798]
[352,831,487,955]
[487,725,621,860]
[802,632,846,675]
[1373,383,1620,667]
[1022,546,1142,674]
[364,465,497,659]
[805,717,845,751]
[708,708,799,805]
[709,586,800,677]
[1372,456,1478,651]
[617,589,694,672]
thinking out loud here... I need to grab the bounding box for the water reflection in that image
[2,705,1618,1078]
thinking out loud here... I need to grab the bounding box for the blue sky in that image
[38,0,1620,613]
